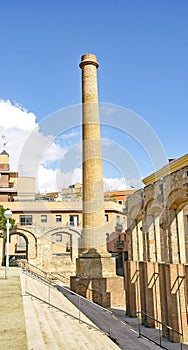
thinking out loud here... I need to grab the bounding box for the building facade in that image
[0,150,126,276]
[125,154,188,343]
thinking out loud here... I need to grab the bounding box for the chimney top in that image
[79,53,99,69]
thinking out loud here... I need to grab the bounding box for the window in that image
[118,200,123,205]
[15,236,26,252]
[56,234,62,242]
[69,215,79,226]
[56,215,62,222]
[105,214,109,222]
[20,215,32,226]
[41,215,47,223]
[116,215,120,222]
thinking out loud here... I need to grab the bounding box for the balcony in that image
[0,187,17,192]
[116,240,124,249]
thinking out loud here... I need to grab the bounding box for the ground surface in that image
[0,267,187,350]
[0,268,28,350]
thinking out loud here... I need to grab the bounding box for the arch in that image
[10,227,37,259]
[167,188,188,210]
[41,226,80,258]
[144,198,163,217]
[163,189,188,264]
[46,225,81,237]
[129,205,142,223]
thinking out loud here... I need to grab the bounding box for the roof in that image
[142,154,188,186]
[1,150,9,156]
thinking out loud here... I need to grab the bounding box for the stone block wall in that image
[125,260,188,343]
[70,275,124,308]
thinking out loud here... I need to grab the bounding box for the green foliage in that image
[0,205,15,238]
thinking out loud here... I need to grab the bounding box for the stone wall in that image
[126,165,188,343]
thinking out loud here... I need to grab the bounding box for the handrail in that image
[136,310,183,350]
[137,310,183,336]
[21,261,113,315]
[21,264,183,349]
[21,267,116,341]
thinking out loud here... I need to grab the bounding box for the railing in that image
[137,311,183,350]
[21,262,185,349]
[20,261,59,281]
[21,261,110,305]
[21,264,116,340]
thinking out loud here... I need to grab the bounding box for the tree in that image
[0,205,15,238]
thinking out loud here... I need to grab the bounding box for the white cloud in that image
[58,130,79,140]
[37,165,58,193]
[41,142,67,167]
[103,177,126,191]
[38,166,82,194]
[0,99,36,130]
[0,100,67,192]
[0,99,142,194]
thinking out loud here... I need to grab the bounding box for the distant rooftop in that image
[1,150,9,156]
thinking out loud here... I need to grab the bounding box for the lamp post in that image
[4,209,12,279]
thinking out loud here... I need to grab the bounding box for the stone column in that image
[125,261,140,317]
[163,264,188,342]
[137,220,144,261]
[176,210,186,263]
[131,220,139,261]
[139,262,161,327]
[79,53,107,256]
[154,216,162,261]
[146,215,161,262]
[169,210,186,264]
[70,54,124,307]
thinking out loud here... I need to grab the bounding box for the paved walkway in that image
[57,284,188,350]
[1,267,188,350]
[0,267,120,350]
[0,267,28,350]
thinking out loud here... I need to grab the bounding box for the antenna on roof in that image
[2,135,8,150]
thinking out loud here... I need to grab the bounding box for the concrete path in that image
[57,284,162,350]
[0,267,28,350]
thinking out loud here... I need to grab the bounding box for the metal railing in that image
[21,263,116,341]
[21,261,111,304]
[21,262,185,349]
[137,311,183,350]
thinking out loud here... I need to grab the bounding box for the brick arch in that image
[10,228,37,259]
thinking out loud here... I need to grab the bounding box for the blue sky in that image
[0,0,187,192]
